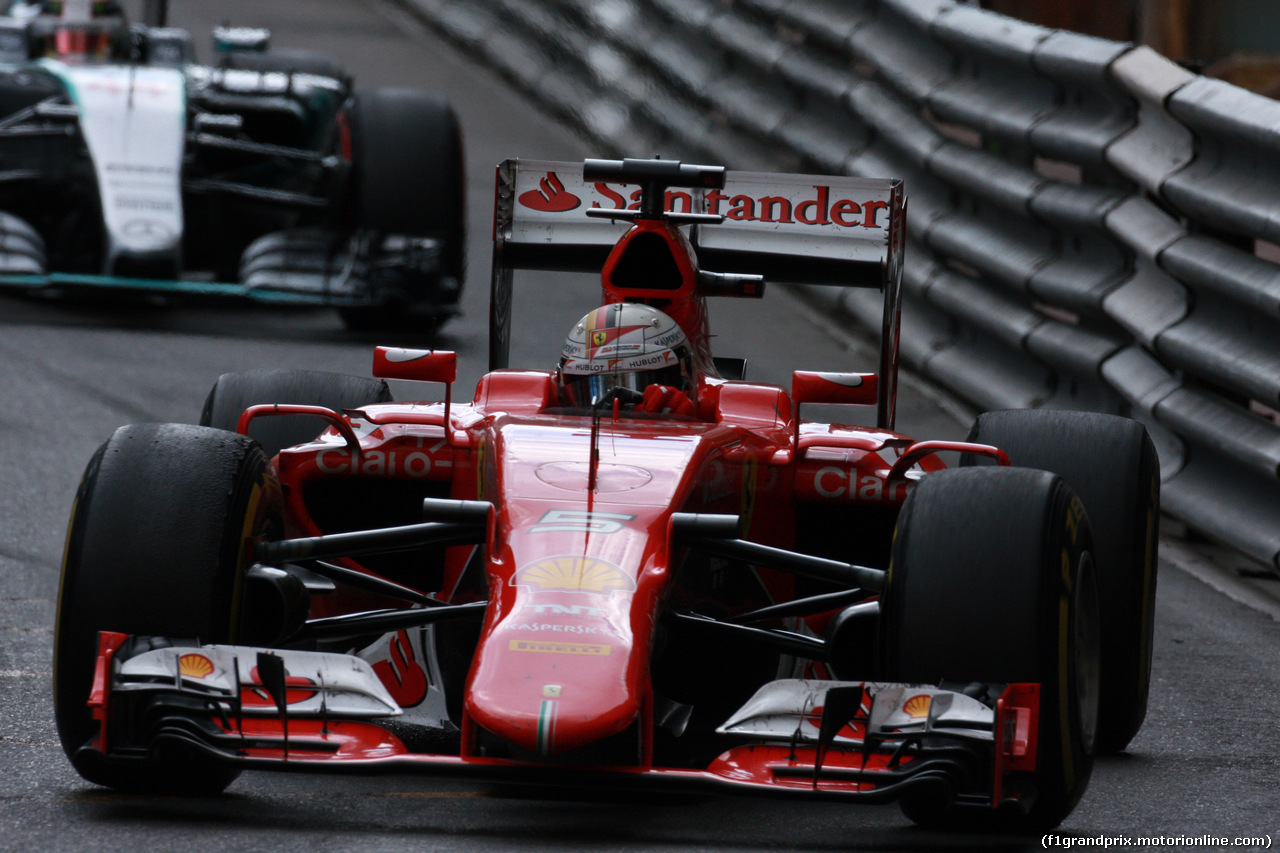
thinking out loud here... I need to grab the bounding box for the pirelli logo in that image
[509,640,612,656]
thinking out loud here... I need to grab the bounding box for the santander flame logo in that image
[518,172,581,212]
[240,666,319,707]
[372,629,429,708]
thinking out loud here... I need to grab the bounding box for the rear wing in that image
[490,159,906,427]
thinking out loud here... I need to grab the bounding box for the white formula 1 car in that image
[0,0,465,328]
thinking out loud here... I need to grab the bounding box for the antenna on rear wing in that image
[582,158,726,222]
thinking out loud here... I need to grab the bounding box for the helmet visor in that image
[563,363,685,408]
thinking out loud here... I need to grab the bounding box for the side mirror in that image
[212,26,270,54]
[373,348,457,384]
[791,371,878,407]
[373,348,457,444]
[0,21,30,65]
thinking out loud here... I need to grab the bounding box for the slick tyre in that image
[349,89,464,250]
[883,467,1100,832]
[964,409,1159,753]
[55,424,282,794]
[200,368,392,458]
[342,89,464,332]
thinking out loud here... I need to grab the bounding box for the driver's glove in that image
[639,385,695,417]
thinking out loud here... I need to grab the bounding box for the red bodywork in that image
[249,172,998,769]
[88,159,1025,804]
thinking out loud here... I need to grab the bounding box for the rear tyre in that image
[55,424,282,794]
[200,368,392,458]
[883,467,1100,832]
[964,409,1158,753]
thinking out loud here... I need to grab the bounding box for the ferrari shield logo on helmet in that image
[582,322,647,359]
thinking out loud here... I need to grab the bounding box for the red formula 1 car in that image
[54,158,1159,832]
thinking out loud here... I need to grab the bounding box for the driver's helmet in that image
[558,303,695,408]
[35,0,122,62]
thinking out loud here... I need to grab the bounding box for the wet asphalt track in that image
[1,1,1278,850]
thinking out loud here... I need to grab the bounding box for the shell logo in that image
[179,653,215,680]
[902,694,932,719]
[511,556,636,594]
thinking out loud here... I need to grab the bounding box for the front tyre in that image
[342,88,465,331]
[883,467,1100,832]
[349,88,464,252]
[964,409,1158,753]
[55,424,281,794]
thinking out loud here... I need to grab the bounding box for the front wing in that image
[0,232,453,311]
[81,633,1039,807]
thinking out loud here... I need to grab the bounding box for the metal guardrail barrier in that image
[403,0,1280,569]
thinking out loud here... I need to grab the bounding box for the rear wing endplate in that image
[490,159,906,427]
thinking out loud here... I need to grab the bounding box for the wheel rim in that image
[1073,550,1102,754]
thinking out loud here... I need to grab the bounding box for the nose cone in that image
[465,616,641,756]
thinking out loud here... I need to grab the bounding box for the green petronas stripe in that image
[0,273,364,305]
